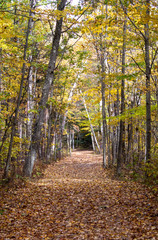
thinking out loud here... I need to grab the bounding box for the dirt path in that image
[1,151,158,239]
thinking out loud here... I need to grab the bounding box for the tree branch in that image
[62,5,91,33]
[151,47,158,70]
[128,55,146,75]
[119,0,145,40]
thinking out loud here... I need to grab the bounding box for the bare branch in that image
[128,55,146,75]
[48,19,54,35]
[151,47,158,70]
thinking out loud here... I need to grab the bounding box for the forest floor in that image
[0,150,158,240]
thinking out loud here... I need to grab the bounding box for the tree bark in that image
[72,130,75,150]
[27,66,37,142]
[144,0,151,164]
[100,53,107,168]
[91,132,96,152]
[67,124,71,156]
[117,18,126,175]
[0,48,2,143]
[107,89,111,166]
[46,89,54,162]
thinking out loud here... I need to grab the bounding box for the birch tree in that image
[81,90,101,153]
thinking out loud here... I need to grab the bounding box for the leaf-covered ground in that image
[1,150,158,239]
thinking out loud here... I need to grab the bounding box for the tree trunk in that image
[68,125,71,156]
[127,121,133,163]
[144,0,151,164]
[27,66,37,142]
[107,90,111,166]
[81,91,101,153]
[26,0,37,143]
[0,48,2,143]
[23,0,67,177]
[117,18,126,175]
[91,132,96,152]
[72,130,75,150]
[46,89,54,162]
[100,57,107,168]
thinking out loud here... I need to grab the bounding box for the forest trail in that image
[1,150,158,240]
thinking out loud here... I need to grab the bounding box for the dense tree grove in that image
[0,0,157,184]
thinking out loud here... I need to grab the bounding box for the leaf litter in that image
[0,150,158,239]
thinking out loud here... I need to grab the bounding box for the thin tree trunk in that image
[144,0,151,164]
[100,58,107,167]
[19,121,22,157]
[127,121,133,163]
[155,74,158,144]
[108,89,111,166]
[0,48,2,143]
[27,66,37,142]
[137,119,141,163]
[52,115,58,161]
[68,125,71,156]
[26,0,37,143]
[72,130,75,150]
[81,91,101,153]
[58,115,63,160]
[117,18,126,175]
[46,89,54,162]
[91,132,96,152]
[156,76,158,115]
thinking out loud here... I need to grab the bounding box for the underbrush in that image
[120,151,158,196]
[0,160,48,188]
